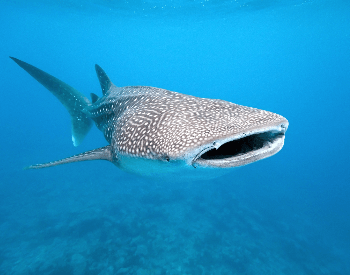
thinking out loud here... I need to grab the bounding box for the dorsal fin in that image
[90,93,99,103]
[95,64,112,95]
[24,146,114,169]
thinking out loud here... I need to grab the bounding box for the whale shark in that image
[10,57,288,180]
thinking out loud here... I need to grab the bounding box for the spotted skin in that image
[85,85,285,161]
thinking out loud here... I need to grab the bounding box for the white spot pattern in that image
[84,85,285,160]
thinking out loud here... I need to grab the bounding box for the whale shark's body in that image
[11,57,288,180]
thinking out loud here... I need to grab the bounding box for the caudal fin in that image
[10,57,92,146]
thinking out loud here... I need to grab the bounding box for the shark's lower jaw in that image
[193,124,288,168]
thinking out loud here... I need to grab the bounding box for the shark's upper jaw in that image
[192,120,288,168]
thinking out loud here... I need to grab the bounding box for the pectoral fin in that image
[25,146,114,169]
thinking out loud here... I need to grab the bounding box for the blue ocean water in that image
[1,0,350,274]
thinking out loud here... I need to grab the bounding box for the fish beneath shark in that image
[10,57,288,180]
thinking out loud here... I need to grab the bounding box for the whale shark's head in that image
[111,89,288,176]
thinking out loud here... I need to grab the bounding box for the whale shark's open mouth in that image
[193,123,288,168]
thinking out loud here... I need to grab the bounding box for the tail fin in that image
[10,57,92,146]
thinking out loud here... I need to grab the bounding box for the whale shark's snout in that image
[191,120,288,168]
